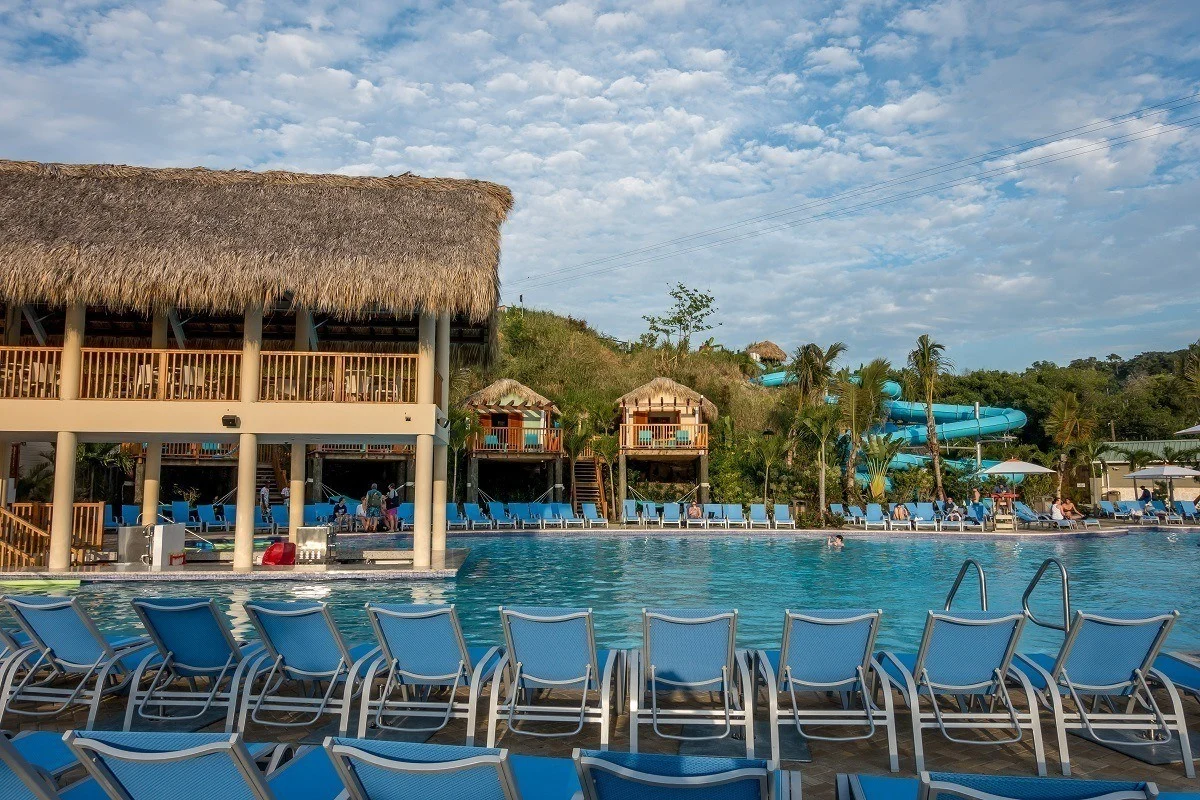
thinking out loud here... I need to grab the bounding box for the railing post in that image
[334,355,346,403]
[156,350,169,400]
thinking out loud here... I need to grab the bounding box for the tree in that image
[446,408,481,502]
[750,432,789,506]
[642,284,719,353]
[1074,440,1108,506]
[863,434,907,501]
[789,342,847,408]
[907,334,952,501]
[1044,391,1097,497]
[560,410,596,508]
[799,404,841,522]
[833,359,891,501]
[591,433,619,520]
[1119,447,1157,499]
[75,443,132,502]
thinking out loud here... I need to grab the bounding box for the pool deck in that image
[0,547,469,582]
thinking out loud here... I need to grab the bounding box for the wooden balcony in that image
[620,423,708,451]
[469,427,562,455]
[314,444,414,456]
[0,346,425,404]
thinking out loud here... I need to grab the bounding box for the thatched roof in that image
[0,160,513,323]
[464,378,559,413]
[746,340,786,362]
[617,377,718,422]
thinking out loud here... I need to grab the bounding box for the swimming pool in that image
[26,530,1200,654]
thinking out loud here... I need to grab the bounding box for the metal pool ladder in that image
[944,558,989,611]
[1021,557,1072,632]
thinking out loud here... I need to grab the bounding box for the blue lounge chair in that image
[863,503,890,531]
[324,738,582,800]
[1175,499,1198,521]
[1151,500,1183,525]
[756,609,897,770]
[302,504,322,526]
[170,501,194,529]
[0,595,152,729]
[359,603,502,744]
[1015,610,1193,777]
[582,503,608,528]
[103,504,119,532]
[269,504,288,532]
[535,503,563,529]
[120,504,141,527]
[878,610,1045,775]
[621,500,640,526]
[488,502,517,530]
[661,503,682,527]
[835,771,1160,800]
[124,597,264,732]
[0,731,102,800]
[637,429,653,447]
[685,504,708,529]
[509,503,540,529]
[255,506,275,532]
[1154,651,1200,705]
[465,502,494,529]
[554,503,585,528]
[1098,500,1118,518]
[397,502,415,531]
[239,600,377,733]
[640,501,660,526]
[830,503,847,520]
[447,503,469,531]
[313,502,335,522]
[847,505,866,525]
[1118,501,1151,524]
[1109,500,1133,520]
[703,503,727,528]
[774,504,797,529]
[66,731,342,800]
[629,608,754,757]
[961,502,988,531]
[749,504,771,529]
[490,606,620,749]
[725,504,749,528]
[195,504,229,532]
[576,749,798,799]
[912,503,940,531]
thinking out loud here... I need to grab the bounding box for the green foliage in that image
[641,283,719,353]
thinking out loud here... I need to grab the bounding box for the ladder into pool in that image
[943,556,1072,632]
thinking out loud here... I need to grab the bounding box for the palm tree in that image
[863,434,907,501]
[751,432,790,506]
[560,410,595,509]
[907,334,952,501]
[789,342,847,408]
[1074,440,1108,507]
[75,443,132,502]
[591,433,619,520]
[1044,391,1097,497]
[799,404,842,523]
[1159,445,1200,465]
[1119,447,1157,499]
[833,359,891,501]
[446,408,481,502]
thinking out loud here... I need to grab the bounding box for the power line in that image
[509,91,1200,287]
[514,118,1200,292]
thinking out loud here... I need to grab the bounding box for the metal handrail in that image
[1021,557,1072,631]
[944,558,988,611]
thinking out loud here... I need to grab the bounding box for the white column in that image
[141,440,162,525]
[432,313,450,553]
[412,312,436,569]
[49,303,85,571]
[234,306,263,570]
[289,442,305,540]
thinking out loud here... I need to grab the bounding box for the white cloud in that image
[805,45,862,74]
[775,122,824,143]
[894,0,970,42]
[866,32,917,59]
[543,1,594,28]
[647,69,726,94]
[596,11,642,34]
[605,76,646,97]
[684,48,729,69]
[846,91,945,131]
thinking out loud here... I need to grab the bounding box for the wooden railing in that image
[0,346,61,398]
[79,349,241,400]
[314,444,413,455]
[620,423,708,450]
[162,442,239,459]
[2,501,104,567]
[470,427,563,454]
[0,507,49,568]
[260,353,419,403]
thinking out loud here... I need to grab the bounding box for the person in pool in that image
[827,534,845,548]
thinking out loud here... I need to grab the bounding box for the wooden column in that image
[141,439,162,525]
[432,313,450,553]
[150,310,169,349]
[234,306,263,570]
[618,453,627,512]
[289,442,305,540]
[412,312,436,569]
[49,303,85,571]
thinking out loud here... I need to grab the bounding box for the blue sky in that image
[2,0,1199,370]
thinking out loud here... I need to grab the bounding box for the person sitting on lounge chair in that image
[687,500,703,521]
[332,497,349,529]
[944,497,962,521]
[355,496,368,531]
[1051,499,1065,521]
[1060,497,1083,520]
[891,503,910,524]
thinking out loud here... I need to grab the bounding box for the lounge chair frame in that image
[326,739,523,800]
[574,748,795,800]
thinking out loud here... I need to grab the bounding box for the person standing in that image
[365,483,384,532]
[385,483,400,532]
[258,484,270,514]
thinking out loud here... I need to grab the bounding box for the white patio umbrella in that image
[1175,423,1200,435]
[1125,464,1200,502]
[979,459,1056,476]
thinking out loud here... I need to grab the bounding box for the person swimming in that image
[827,534,845,549]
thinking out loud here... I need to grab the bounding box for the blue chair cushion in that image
[12,731,77,778]
[511,754,581,800]
[266,747,343,800]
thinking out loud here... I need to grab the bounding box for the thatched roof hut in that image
[0,160,512,323]
[464,378,559,414]
[746,340,786,363]
[617,377,718,422]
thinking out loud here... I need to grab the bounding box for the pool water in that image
[29,531,1200,655]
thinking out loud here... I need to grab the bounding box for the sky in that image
[2,0,1199,371]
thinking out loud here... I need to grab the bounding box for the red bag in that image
[261,541,296,566]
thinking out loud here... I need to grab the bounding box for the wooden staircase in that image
[572,457,608,519]
[0,502,105,569]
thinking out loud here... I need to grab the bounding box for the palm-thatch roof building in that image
[0,159,512,573]
[462,378,565,504]
[616,377,718,507]
[745,340,786,365]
